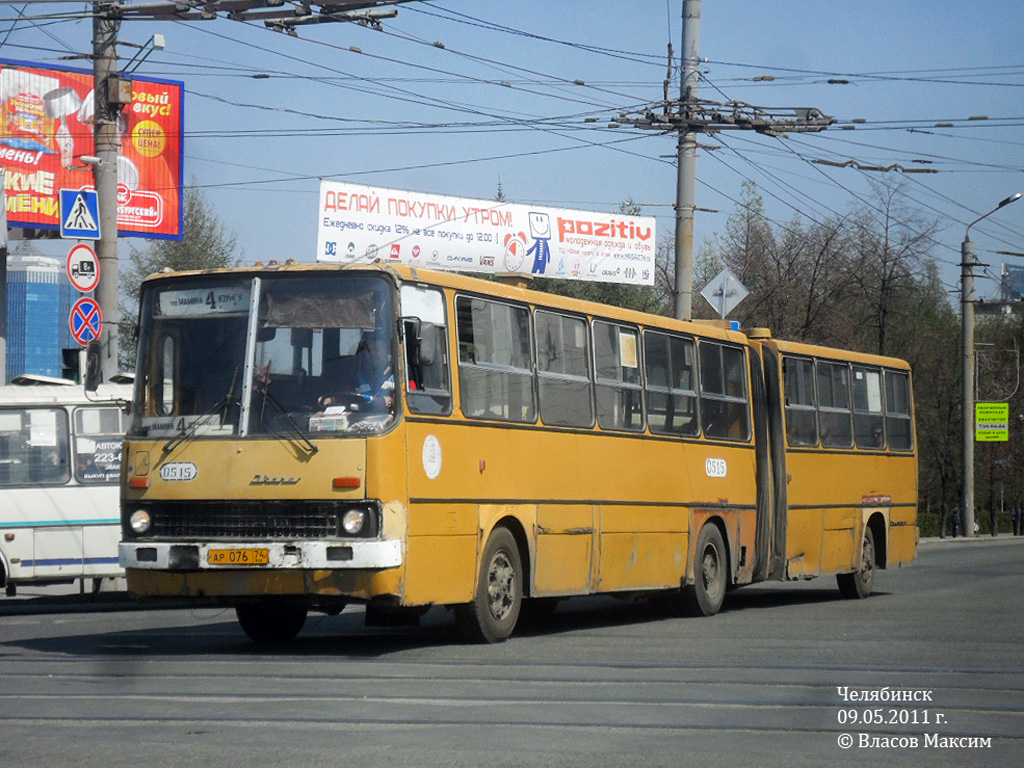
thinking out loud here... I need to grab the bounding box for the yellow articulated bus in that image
[118,262,917,643]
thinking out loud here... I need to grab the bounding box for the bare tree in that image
[845,178,941,356]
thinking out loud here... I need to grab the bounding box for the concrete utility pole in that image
[961,192,1022,538]
[673,0,700,321]
[93,2,123,382]
[615,4,834,322]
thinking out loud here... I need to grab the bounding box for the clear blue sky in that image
[4,1,1023,300]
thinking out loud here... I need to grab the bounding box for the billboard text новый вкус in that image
[1,58,183,239]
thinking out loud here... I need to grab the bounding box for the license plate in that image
[208,548,269,566]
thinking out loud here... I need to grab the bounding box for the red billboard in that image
[1,57,183,239]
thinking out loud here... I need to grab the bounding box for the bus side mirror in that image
[418,323,439,367]
[403,318,439,367]
[84,340,102,393]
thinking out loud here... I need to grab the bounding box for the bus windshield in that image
[130,274,396,439]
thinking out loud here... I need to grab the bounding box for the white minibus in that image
[0,379,131,596]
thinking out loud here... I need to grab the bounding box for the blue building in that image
[6,252,78,380]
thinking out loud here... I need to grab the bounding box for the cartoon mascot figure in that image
[527,211,552,275]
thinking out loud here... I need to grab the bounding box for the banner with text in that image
[1,57,184,239]
[317,181,656,285]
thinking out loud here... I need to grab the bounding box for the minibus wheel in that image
[682,524,728,616]
[456,527,523,643]
[235,601,308,643]
[837,526,876,599]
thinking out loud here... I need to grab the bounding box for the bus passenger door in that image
[757,343,790,582]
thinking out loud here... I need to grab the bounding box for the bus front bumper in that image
[118,539,402,571]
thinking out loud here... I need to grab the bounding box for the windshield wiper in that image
[163,367,240,453]
[251,374,318,456]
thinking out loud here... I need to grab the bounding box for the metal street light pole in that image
[961,192,1022,538]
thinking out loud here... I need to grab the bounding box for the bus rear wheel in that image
[235,602,308,643]
[455,527,523,643]
[838,526,876,599]
[681,524,728,616]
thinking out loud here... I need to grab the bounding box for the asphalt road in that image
[1,536,1022,768]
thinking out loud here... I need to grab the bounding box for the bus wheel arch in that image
[456,520,526,643]
[496,515,532,591]
[0,555,12,597]
[681,519,730,617]
[867,513,887,569]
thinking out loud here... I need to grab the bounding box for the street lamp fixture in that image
[962,192,1022,537]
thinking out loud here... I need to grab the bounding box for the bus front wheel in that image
[455,527,523,643]
[681,524,728,616]
[837,526,876,600]
[235,602,308,643]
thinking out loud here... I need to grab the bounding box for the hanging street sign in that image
[701,268,749,318]
[59,188,100,240]
[66,243,100,292]
[976,401,1009,442]
[69,297,103,346]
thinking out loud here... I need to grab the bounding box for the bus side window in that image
[644,331,698,436]
[699,341,750,441]
[783,356,817,447]
[852,366,885,448]
[456,296,535,423]
[74,406,125,484]
[400,285,452,416]
[13,409,70,485]
[594,321,643,432]
[816,360,853,448]
[536,311,593,428]
[885,369,914,451]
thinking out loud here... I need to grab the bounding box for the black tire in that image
[235,602,308,643]
[681,524,728,616]
[455,527,523,643]
[837,525,876,599]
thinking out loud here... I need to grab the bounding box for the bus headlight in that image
[342,509,367,535]
[129,509,152,534]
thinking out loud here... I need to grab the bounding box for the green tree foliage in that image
[118,180,240,369]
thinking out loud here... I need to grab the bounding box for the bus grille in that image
[127,501,378,540]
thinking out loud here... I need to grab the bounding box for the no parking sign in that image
[69,297,103,346]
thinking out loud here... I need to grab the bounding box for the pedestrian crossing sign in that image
[59,189,101,240]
